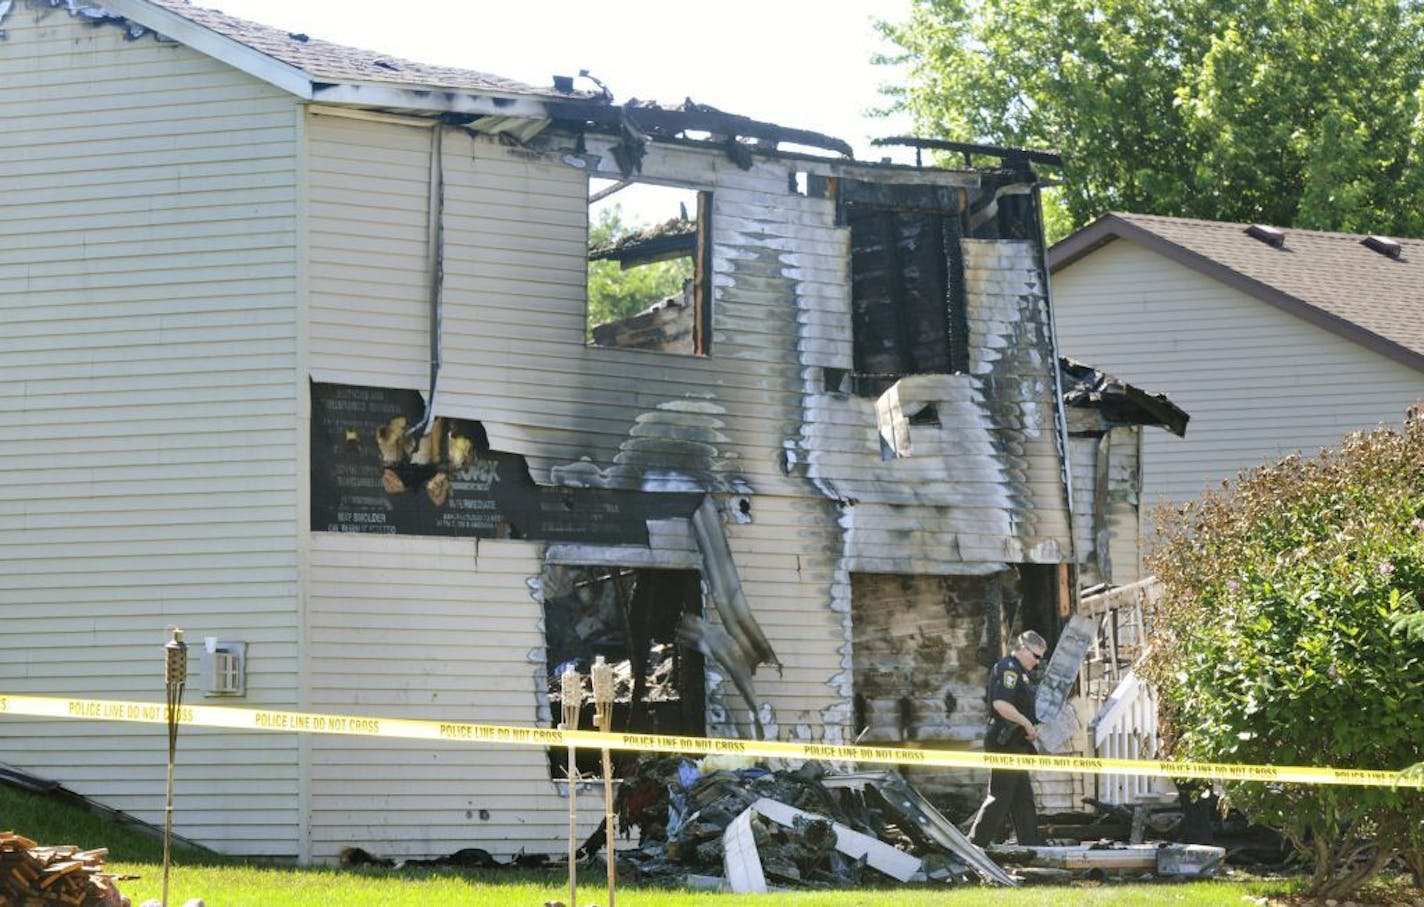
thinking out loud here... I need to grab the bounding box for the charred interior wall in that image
[850,572,1013,745]
[848,569,1074,814]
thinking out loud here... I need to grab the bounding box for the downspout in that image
[409,122,445,437]
[1034,180,1080,627]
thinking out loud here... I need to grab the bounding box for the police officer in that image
[969,629,1047,847]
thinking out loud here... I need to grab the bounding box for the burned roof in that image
[1059,358,1189,436]
[96,2,854,158]
[1048,212,1424,372]
[132,0,572,97]
[588,218,697,267]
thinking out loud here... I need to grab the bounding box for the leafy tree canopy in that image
[587,205,692,333]
[879,0,1424,238]
[1144,422,1424,897]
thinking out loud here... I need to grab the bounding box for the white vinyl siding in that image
[1052,240,1424,510]
[0,11,301,855]
[305,533,605,861]
[306,111,434,390]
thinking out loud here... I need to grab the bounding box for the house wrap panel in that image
[1052,239,1424,507]
[0,7,302,855]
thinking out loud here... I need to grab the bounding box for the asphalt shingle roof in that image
[142,0,561,97]
[1049,212,1424,368]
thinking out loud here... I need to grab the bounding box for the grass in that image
[101,865,1301,907]
[3,783,1410,906]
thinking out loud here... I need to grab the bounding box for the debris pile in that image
[598,756,1015,892]
[0,832,129,907]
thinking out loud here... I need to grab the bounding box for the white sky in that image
[202,0,917,163]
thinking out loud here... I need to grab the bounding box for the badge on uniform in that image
[1003,671,1018,688]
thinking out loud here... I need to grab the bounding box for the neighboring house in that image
[2,0,1172,861]
[1050,212,1424,516]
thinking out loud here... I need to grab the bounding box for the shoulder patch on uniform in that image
[1003,670,1018,688]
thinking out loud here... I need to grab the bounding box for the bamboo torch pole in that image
[559,664,583,907]
[590,656,616,907]
[162,628,187,907]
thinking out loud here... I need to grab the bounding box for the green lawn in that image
[4,782,1406,906]
[107,863,1298,907]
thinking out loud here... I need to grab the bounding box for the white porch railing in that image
[1088,669,1174,802]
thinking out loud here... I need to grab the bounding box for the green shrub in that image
[1144,421,1424,898]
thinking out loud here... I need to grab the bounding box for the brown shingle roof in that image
[141,0,562,97]
[1048,212,1424,372]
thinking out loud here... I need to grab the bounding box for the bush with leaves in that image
[1144,421,1424,898]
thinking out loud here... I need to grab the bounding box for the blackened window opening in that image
[844,186,970,398]
[542,566,705,778]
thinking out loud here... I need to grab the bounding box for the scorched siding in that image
[0,6,302,855]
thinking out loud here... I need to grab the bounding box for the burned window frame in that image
[839,180,971,398]
[585,180,714,357]
[541,564,707,778]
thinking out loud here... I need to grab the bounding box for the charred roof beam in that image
[548,99,854,175]
[872,137,1063,176]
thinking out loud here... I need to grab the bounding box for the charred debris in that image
[336,756,1275,891]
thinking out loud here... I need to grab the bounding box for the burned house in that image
[0,0,1178,862]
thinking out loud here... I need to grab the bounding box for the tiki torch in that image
[590,655,617,907]
[162,627,187,907]
[559,664,583,907]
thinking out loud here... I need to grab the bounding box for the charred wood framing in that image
[1060,358,1189,436]
[842,181,970,395]
[542,565,706,776]
[310,383,703,541]
[547,98,854,172]
[588,218,697,267]
[871,136,1063,174]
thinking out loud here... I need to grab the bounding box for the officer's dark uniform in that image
[968,652,1043,846]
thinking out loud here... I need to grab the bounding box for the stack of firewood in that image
[0,832,128,907]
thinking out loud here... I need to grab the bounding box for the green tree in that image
[587,205,693,332]
[1143,424,1424,898]
[878,0,1424,239]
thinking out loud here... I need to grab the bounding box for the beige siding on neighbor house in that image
[0,9,302,855]
[1052,239,1424,509]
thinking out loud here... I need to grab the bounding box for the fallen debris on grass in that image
[594,756,1013,890]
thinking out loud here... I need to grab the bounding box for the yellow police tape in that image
[1,694,1419,789]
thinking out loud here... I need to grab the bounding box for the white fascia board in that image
[101,0,314,99]
[308,81,553,119]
